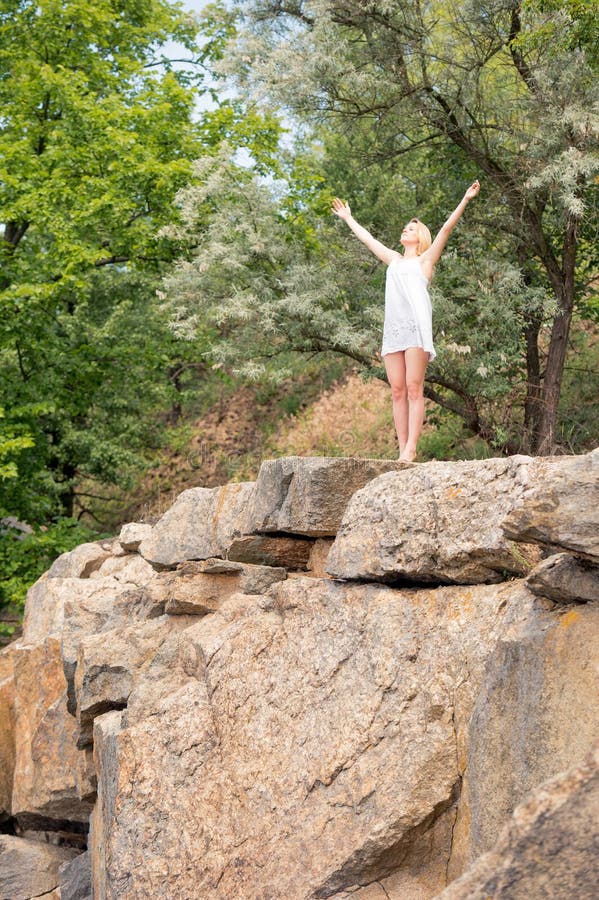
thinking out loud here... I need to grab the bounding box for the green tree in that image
[0,0,204,519]
[216,0,598,453]
[0,0,282,523]
[161,143,383,378]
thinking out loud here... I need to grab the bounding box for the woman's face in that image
[400,221,420,247]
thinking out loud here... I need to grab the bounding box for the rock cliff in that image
[1,452,598,899]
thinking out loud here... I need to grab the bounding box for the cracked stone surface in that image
[326,456,543,584]
[502,448,599,561]
[0,835,79,900]
[2,452,597,898]
[447,596,599,876]
[89,577,524,899]
[246,456,410,537]
[74,615,196,747]
[11,638,95,825]
[525,552,599,603]
[139,481,255,567]
[0,648,15,816]
[146,558,287,616]
[438,743,599,899]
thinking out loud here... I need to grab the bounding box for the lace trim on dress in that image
[387,321,419,340]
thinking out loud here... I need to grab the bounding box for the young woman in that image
[332,181,480,461]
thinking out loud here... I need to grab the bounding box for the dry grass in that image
[269,372,399,459]
[98,370,441,528]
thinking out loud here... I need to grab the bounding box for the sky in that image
[162,0,229,116]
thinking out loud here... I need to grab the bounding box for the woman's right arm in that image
[332,198,398,265]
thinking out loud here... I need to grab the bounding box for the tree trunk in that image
[534,215,579,455]
[522,310,542,454]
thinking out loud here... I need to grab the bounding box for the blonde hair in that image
[410,218,432,256]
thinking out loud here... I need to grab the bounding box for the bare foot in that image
[399,449,417,462]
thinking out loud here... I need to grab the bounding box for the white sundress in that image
[381,255,436,361]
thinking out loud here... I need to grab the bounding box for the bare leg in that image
[383,351,408,456]
[401,347,429,461]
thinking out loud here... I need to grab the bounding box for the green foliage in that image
[418,411,493,462]
[161,142,383,382]
[0,518,101,637]
[0,0,287,528]
[205,0,599,453]
[0,407,34,482]
[557,326,599,450]
[0,0,209,522]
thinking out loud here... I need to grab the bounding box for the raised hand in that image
[332,197,352,221]
[464,180,480,201]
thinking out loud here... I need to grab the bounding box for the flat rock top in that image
[246,455,412,537]
[326,455,540,584]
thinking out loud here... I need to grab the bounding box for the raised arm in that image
[332,198,398,265]
[422,180,480,267]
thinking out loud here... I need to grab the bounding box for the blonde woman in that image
[332,181,480,461]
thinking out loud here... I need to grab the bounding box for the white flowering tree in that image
[202,0,598,454]
[161,145,384,372]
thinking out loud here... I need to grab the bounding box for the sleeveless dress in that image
[381,256,436,361]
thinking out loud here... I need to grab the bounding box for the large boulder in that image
[74,615,195,747]
[439,743,599,899]
[525,553,599,603]
[11,638,95,826]
[502,448,599,560]
[139,481,255,567]
[88,576,529,899]
[0,835,79,900]
[326,456,540,584]
[246,456,409,537]
[447,596,599,876]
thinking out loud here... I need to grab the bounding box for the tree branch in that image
[3,221,30,250]
[508,3,540,97]
[93,255,130,268]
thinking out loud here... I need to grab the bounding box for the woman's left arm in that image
[423,180,480,267]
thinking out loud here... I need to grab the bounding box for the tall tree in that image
[220,0,598,453]
[0,0,281,522]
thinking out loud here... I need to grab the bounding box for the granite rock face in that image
[0,452,596,899]
[502,448,599,560]
[0,835,79,900]
[59,850,92,900]
[46,542,113,580]
[0,649,15,817]
[147,558,287,616]
[439,743,599,899]
[139,481,255,567]
[74,615,195,747]
[447,598,599,876]
[326,456,541,584]
[246,456,410,537]
[11,638,95,825]
[526,552,599,603]
[90,577,518,900]
[227,533,314,569]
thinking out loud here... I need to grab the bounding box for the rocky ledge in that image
[0,451,598,899]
